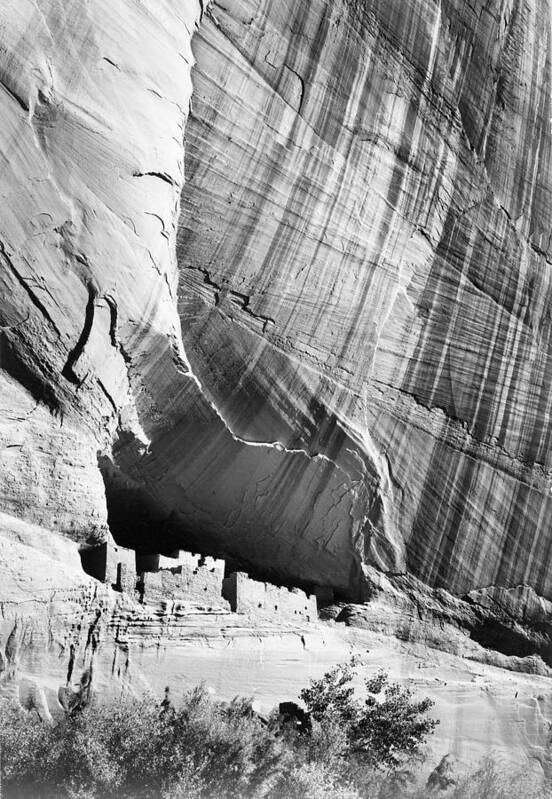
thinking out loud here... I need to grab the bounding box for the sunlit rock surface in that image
[0,0,204,548]
[175,0,552,597]
[4,0,552,777]
[3,0,552,598]
[1,525,552,778]
[2,0,552,706]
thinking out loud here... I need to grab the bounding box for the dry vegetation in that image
[0,660,548,798]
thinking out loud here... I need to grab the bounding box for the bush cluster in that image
[299,658,437,769]
[0,659,546,798]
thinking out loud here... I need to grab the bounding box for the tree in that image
[300,659,438,770]
[300,657,360,728]
[0,664,439,798]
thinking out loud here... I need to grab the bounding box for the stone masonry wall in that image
[222,572,317,622]
[139,551,229,611]
[82,541,317,621]
[80,538,135,590]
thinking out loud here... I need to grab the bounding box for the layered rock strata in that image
[331,566,552,674]
[2,519,552,779]
[174,0,552,598]
[2,0,552,717]
[3,0,552,600]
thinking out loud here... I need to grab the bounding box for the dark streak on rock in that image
[0,241,61,336]
[102,56,120,71]
[283,64,305,114]
[98,379,118,413]
[0,76,29,112]
[104,295,132,366]
[104,295,119,349]
[133,171,176,187]
[66,643,75,684]
[62,284,97,385]
[85,609,102,653]
[185,265,275,332]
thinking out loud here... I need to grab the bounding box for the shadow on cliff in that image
[98,448,199,556]
[96,448,327,597]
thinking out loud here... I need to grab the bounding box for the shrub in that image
[5,678,545,799]
[300,658,438,769]
[0,661,440,799]
[446,757,546,799]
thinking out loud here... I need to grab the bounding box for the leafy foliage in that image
[300,658,438,768]
[446,757,545,799]
[0,660,441,799]
[300,657,360,727]
[0,687,286,799]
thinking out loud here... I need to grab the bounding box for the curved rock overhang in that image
[1,0,552,603]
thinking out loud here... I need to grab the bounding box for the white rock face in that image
[171,0,552,599]
[0,0,203,541]
[1,519,551,779]
[3,0,552,775]
[3,0,552,600]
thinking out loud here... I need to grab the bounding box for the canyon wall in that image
[174,0,552,599]
[3,513,552,778]
[3,0,552,774]
[2,0,552,665]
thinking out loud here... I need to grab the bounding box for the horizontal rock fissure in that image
[333,569,552,672]
[183,265,275,330]
[133,170,176,187]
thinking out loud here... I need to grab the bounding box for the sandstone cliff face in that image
[174,0,552,598]
[1,0,552,603]
[0,0,201,545]
[2,516,552,778]
[4,0,552,774]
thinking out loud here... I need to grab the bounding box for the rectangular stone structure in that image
[80,539,135,587]
[116,562,136,595]
[139,552,228,610]
[222,572,317,622]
